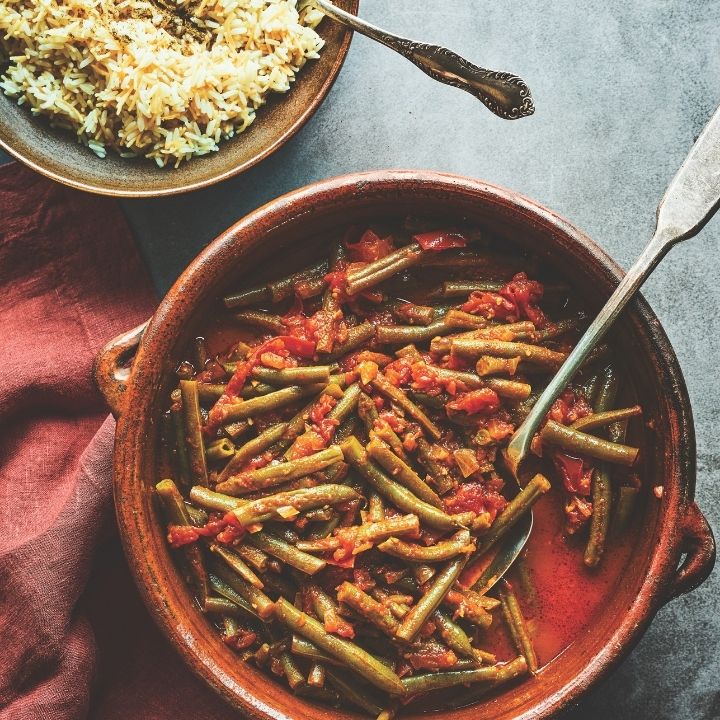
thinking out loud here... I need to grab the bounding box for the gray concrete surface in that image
[2,0,718,717]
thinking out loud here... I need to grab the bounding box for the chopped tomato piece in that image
[444,481,507,520]
[499,272,548,328]
[446,388,500,415]
[345,228,395,262]
[167,524,200,548]
[413,229,468,252]
[403,643,457,670]
[552,451,593,495]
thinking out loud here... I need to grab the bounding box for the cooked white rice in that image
[0,0,324,166]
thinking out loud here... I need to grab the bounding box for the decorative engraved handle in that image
[506,103,720,476]
[312,0,534,120]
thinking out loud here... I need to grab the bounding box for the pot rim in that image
[113,169,698,719]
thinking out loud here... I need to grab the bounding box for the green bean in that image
[390,300,436,326]
[325,668,385,715]
[572,405,642,433]
[366,438,442,508]
[240,382,277,399]
[179,380,209,486]
[450,338,568,370]
[234,310,287,333]
[210,544,265,588]
[378,530,474,563]
[223,284,271,310]
[223,419,251,442]
[209,560,276,619]
[334,417,358,442]
[206,437,235,463]
[401,664,500,694]
[203,596,246,616]
[367,491,385,522]
[273,260,329,302]
[170,406,191,488]
[216,445,343,495]
[156,479,209,603]
[232,484,360,526]
[274,598,404,695]
[267,399,319,457]
[395,557,466,642]
[280,651,305,689]
[612,485,640,536]
[432,609,476,659]
[443,587,497,626]
[372,373,442,440]
[235,542,275,573]
[248,531,327,575]
[585,466,612,568]
[307,662,326,688]
[358,392,408,460]
[430,280,503,298]
[416,437,455,495]
[429,321,536,353]
[304,583,356,639]
[324,322,376,361]
[484,377,532,401]
[189,485,245,513]
[531,316,580,342]
[346,243,424,295]
[341,437,460,531]
[252,365,332,386]
[291,635,342,666]
[207,573,259,619]
[328,382,361,423]
[217,422,290,483]
[337,582,400,636]
[307,514,341,541]
[447,656,528,707]
[472,474,552,564]
[475,355,521,377]
[197,383,227,404]
[498,579,538,673]
[221,383,327,422]
[540,420,639,466]
[296,514,420,553]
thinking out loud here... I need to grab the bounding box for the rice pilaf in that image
[0,0,324,166]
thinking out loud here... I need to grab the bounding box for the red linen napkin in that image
[0,164,236,720]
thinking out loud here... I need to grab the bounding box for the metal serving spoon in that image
[311,0,534,120]
[476,103,720,590]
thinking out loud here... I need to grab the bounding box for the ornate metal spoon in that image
[471,103,720,591]
[311,0,534,120]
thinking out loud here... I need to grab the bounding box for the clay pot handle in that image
[665,501,715,602]
[93,321,149,418]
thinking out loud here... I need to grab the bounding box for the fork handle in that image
[506,102,720,472]
[312,0,534,120]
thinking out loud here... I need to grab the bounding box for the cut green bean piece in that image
[207,573,259,619]
[540,420,639,466]
[217,445,343,495]
[378,530,474,563]
[395,557,466,642]
[585,465,612,568]
[326,322,376,361]
[337,582,399,636]
[367,438,442,508]
[291,635,342,666]
[452,338,568,370]
[170,406,191,488]
[401,664,500,694]
[372,373,441,440]
[430,280,503,298]
[472,474,551,563]
[203,596,246,616]
[206,437,235,463]
[274,598,404,696]
[234,310,287,333]
[223,284,272,310]
[218,422,289,483]
[156,479,209,603]
[432,609,476,659]
[232,484,360,526]
[498,579,538,673]
[252,365,332,386]
[416,437,455,495]
[341,437,460,531]
[571,405,642,433]
[221,383,327,422]
[189,485,245,513]
[197,383,227,404]
[247,531,326,575]
[346,243,424,295]
[210,560,275,619]
[210,544,264,588]
[179,380,208,486]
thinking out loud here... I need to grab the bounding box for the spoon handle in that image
[312,0,534,120]
[506,103,720,474]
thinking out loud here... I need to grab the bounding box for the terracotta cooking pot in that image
[95,170,715,719]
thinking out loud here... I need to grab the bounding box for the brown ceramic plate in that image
[0,2,357,197]
[96,171,714,719]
